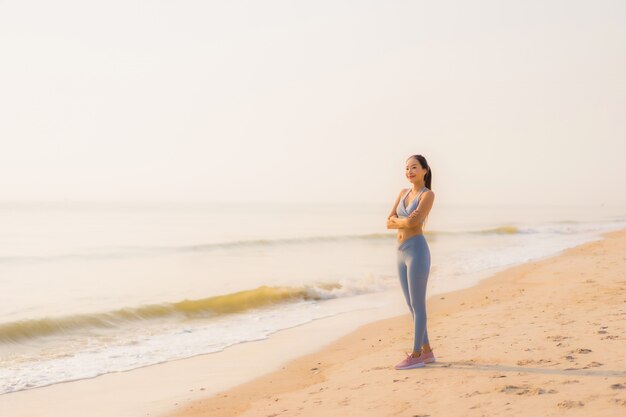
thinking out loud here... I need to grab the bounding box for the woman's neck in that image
[412,182,426,192]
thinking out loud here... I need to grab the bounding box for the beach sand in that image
[164,228,626,417]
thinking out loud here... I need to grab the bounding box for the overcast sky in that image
[1,0,624,206]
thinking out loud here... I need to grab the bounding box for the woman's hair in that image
[407,154,432,190]
[406,154,433,228]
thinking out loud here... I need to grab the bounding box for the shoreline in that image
[164,227,626,417]
[1,228,624,417]
[0,290,410,417]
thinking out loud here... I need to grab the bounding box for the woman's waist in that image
[397,233,428,249]
[396,225,424,238]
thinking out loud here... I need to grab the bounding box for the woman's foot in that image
[394,351,426,370]
[420,349,436,364]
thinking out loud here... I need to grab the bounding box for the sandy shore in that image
[164,228,626,417]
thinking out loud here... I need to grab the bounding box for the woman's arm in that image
[387,189,406,220]
[387,191,435,229]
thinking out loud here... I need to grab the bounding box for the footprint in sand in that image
[546,335,570,342]
[582,361,603,368]
[392,377,409,383]
[516,359,553,366]
[338,397,351,406]
[464,390,490,397]
[558,400,584,408]
[361,366,387,373]
[499,385,557,395]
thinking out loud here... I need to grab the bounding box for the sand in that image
[164,228,626,417]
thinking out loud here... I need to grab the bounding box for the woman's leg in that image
[398,257,430,346]
[406,237,431,353]
[396,249,412,317]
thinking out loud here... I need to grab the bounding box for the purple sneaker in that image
[394,352,425,370]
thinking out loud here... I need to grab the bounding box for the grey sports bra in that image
[395,186,428,219]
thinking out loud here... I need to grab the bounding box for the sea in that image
[0,200,624,395]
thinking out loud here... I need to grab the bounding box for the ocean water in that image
[0,201,624,394]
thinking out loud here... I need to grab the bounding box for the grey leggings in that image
[397,234,431,352]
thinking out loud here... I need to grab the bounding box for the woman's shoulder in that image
[398,187,435,197]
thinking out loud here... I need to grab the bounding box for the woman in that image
[386,154,435,370]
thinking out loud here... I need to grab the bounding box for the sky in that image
[0,0,624,206]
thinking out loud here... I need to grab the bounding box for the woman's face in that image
[405,157,426,183]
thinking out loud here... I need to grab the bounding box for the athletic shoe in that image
[420,350,436,364]
[394,352,425,370]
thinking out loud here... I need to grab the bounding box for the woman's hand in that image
[387,216,401,229]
